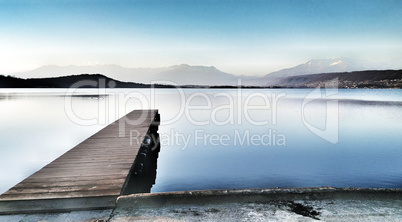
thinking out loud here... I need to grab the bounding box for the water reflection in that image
[0,89,401,195]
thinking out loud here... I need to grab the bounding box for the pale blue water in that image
[0,88,401,194]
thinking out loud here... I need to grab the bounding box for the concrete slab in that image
[1,187,401,221]
[111,187,402,221]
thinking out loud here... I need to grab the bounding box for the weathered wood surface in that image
[0,109,159,214]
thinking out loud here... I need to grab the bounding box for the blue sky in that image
[1,0,401,75]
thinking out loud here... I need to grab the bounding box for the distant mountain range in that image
[2,70,401,89]
[6,57,402,88]
[275,70,402,89]
[0,74,178,88]
[265,57,382,78]
[13,64,241,86]
[245,57,402,86]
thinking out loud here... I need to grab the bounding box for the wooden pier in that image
[0,109,160,214]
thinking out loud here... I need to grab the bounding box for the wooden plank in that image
[13,179,127,189]
[29,170,132,178]
[0,189,121,200]
[4,184,125,195]
[0,109,159,214]
[42,162,134,169]
[22,174,128,183]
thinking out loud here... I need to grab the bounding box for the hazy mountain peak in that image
[172,64,191,68]
[330,60,343,66]
[264,57,374,80]
[171,64,217,69]
[150,64,238,85]
[304,57,351,67]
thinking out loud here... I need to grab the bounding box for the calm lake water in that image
[0,88,401,194]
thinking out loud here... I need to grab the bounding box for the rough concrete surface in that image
[111,199,402,222]
[1,187,401,221]
[111,187,402,221]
